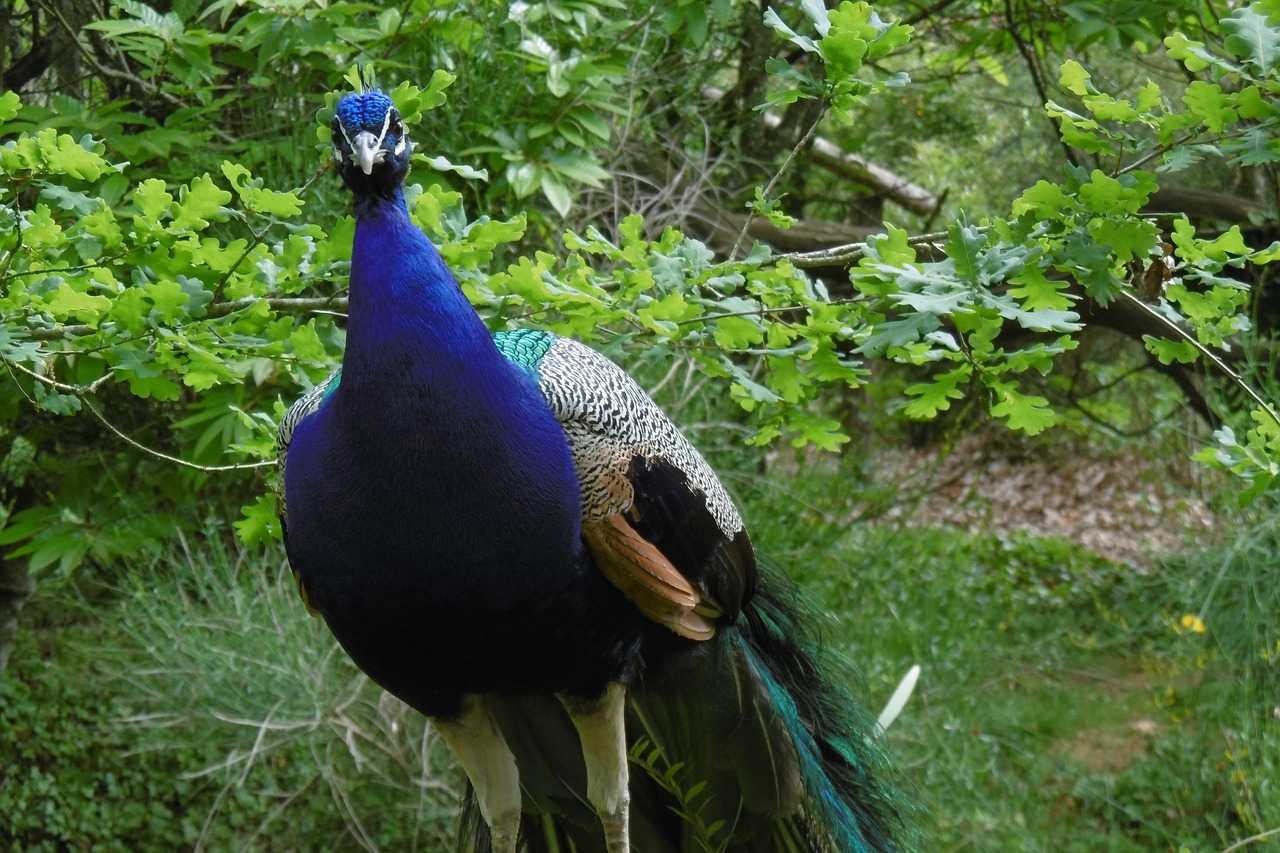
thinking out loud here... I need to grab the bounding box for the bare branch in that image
[703,86,939,216]
[22,295,350,341]
[783,229,950,268]
[85,400,274,473]
[5,358,112,395]
[1115,291,1280,429]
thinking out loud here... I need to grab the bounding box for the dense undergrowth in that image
[1,455,1275,852]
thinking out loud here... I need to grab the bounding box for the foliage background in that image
[2,0,1278,850]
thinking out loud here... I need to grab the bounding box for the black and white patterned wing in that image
[529,335,757,640]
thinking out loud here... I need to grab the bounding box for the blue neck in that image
[332,191,582,518]
[341,190,500,392]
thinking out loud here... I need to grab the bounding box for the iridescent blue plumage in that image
[335,90,393,130]
[278,89,912,852]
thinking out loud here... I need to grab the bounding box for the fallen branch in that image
[704,86,939,216]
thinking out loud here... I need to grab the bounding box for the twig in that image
[1004,0,1080,169]
[730,108,825,262]
[38,0,239,144]
[1220,826,1280,853]
[783,228,951,268]
[23,295,350,340]
[209,161,333,304]
[39,0,183,110]
[1116,290,1280,428]
[5,357,113,395]
[208,222,273,306]
[84,399,273,472]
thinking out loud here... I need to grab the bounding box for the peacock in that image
[276,83,912,853]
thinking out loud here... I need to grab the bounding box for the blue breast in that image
[282,195,643,715]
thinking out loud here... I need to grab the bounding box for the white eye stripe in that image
[336,121,357,150]
[335,109,407,159]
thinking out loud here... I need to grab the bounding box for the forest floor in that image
[869,427,1221,570]
[834,428,1244,830]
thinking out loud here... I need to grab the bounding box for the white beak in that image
[352,131,385,175]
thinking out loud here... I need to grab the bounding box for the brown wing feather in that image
[583,512,718,641]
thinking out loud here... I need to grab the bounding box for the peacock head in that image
[331,91,411,196]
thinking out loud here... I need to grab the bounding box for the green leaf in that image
[1235,85,1274,119]
[891,282,970,315]
[1143,335,1200,365]
[235,493,282,545]
[713,315,765,349]
[144,280,190,320]
[0,90,20,123]
[220,161,304,216]
[38,129,112,181]
[45,283,111,323]
[766,355,808,403]
[1012,181,1072,218]
[133,178,175,223]
[1059,59,1090,96]
[1078,169,1156,216]
[945,220,988,281]
[289,318,327,358]
[1227,126,1279,166]
[764,8,818,53]
[1183,81,1238,133]
[21,204,63,247]
[32,382,82,416]
[903,366,968,418]
[1102,218,1159,263]
[1164,33,1216,73]
[989,383,1057,435]
[641,290,692,322]
[819,30,869,77]
[172,173,232,230]
[540,173,572,217]
[549,153,609,187]
[788,412,849,451]
[1221,5,1280,71]
[1008,266,1074,311]
[856,313,940,357]
[861,224,916,267]
[423,154,488,181]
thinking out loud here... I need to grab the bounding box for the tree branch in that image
[5,358,112,395]
[704,87,939,216]
[84,399,274,473]
[22,295,351,341]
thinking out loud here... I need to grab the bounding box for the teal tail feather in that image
[734,563,915,852]
[456,562,915,852]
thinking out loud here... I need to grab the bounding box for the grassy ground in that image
[1,454,1276,851]
[743,460,1278,852]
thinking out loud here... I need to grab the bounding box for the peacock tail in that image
[456,561,912,853]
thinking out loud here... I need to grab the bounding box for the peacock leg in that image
[431,696,522,853]
[559,682,630,853]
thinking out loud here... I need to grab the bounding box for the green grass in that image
[1,535,462,851]
[744,465,1279,852]
[1,468,1275,851]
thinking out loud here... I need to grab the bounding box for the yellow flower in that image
[1180,614,1207,634]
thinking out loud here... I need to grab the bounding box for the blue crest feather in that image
[336,92,393,130]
